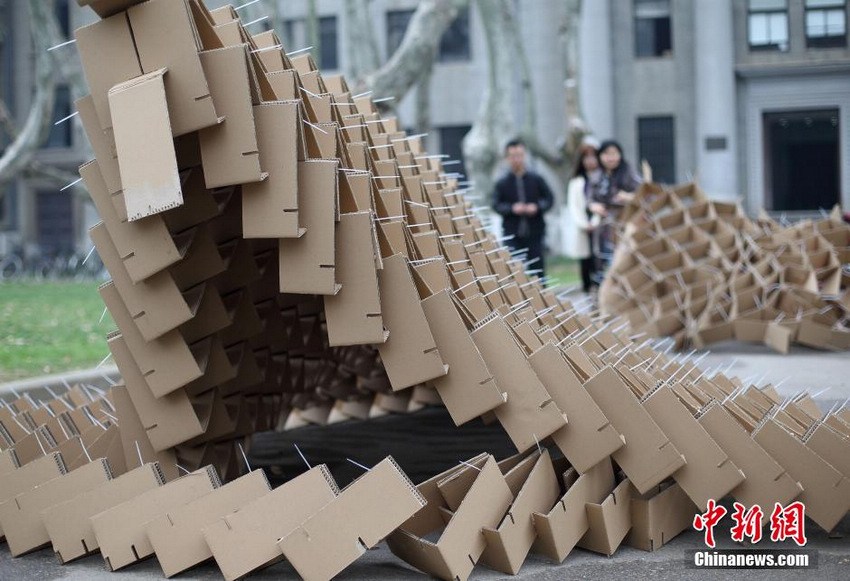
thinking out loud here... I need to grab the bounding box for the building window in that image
[748,0,789,51]
[282,17,337,70]
[319,16,338,70]
[637,116,675,185]
[386,10,414,57]
[387,8,470,63]
[438,7,471,62]
[45,84,72,149]
[805,0,847,48]
[438,125,472,178]
[634,0,672,57]
[55,0,71,38]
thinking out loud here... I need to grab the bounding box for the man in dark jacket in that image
[492,139,555,276]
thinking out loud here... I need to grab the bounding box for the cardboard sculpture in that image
[599,184,850,352]
[2,1,849,579]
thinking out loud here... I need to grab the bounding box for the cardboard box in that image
[577,475,633,556]
[277,457,426,581]
[387,456,513,581]
[146,469,271,577]
[92,466,221,571]
[43,462,165,563]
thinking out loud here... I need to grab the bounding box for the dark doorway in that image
[36,190,73,253]
[764,109,840,211]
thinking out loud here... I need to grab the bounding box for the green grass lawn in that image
[0,282,113,382]
[546,255,581,288]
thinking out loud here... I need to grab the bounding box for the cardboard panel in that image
[0,459,112,557]
[529,344,623,472]
[626,481,696,552]
[377,254,449,390]
[583,367,684,494]
[108,69,183,221]
[642,385,744,510]
[242,102,302,238]
[92,467,220,571]
[43,463,165,563]
[203,465,339,581]
[279,160,340,295]
[471,317,566,453]
[147,469,271,577]
[198,46,264,188]
[323,212,387,346]
[577,477,633,556]
[278,458,426,581]
[421,290,505,426]
[76,96,122,195]
[0,452,66,540]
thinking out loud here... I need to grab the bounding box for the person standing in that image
[588,140,643,261]
[492,139,555,276]
[565,143,602,293]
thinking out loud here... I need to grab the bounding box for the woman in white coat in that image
[565,144,602,293]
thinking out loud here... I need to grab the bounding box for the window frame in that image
[747,0,790,51]
[804,0,847,48]
[633,0,673,58]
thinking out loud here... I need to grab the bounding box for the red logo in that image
[694,500,806,547]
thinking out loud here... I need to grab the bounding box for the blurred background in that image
[0,0,848,379]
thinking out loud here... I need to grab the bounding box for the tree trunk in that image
[307,0,320,66]
[362,0,469,105]
[0,0,61,187]
[344,0,380,82]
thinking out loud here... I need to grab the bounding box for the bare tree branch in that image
[362,0,470,104]
[0,0,62,187]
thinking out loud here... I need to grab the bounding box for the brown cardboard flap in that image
[471,317,566,453]
[480,451,561,575]
[626,481,696,552]
[127,0,218,136]
[387,456,513,581]
[43,463,165,563]
[697,403,801,514]
[643,385,744,510]
[422,290,505,426]
[108,69,183,221]
[806,422,850,477]
[577,476,633,556]
[529,344,623,472]
[198,46,264,188]
[279,160,340,294]
[323,211,387,346]
[377,254,448,390]
[91,223,193,341]
[108,335,205,451]
[583,367,684,494]
[147,469,271,577]
[82,161,180,282]
[92,466,220,571]
[278,458,426,581]
[242,102,302,238]
[753,418,850,532]
[203,465,339,581]
[0,458,112,557]
[75,12,143,131]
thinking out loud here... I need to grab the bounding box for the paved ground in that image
[0,340,848,580]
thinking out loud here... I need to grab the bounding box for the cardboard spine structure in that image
[277,457,426,581]
[146,469,271,577]
[0,458,112,557]
[202,465,339,581]
[91,466,220,571]
[42,462,166,563]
